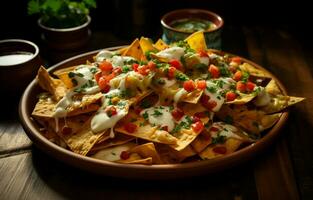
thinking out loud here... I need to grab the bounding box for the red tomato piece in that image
[134,107,143,115]
[206,100,217,110]
[213,146,227,154]
[120,151,130,160]
[113,67,122,75]
[208,64,220,78]
[225,91,237,101]
[169,59,182,70]
[98,76,110,92]
[209,126,219,132]
[197,80,207,90]
[147,61,156,71]
[94,71,102,83]
[168,67,176,79]
[132,63,139,72]
[183,80,196,92]
[161,126,168,132]
[105,106,117,117]
[62,126,72,135]
[232,71,242,81]
[194,111,207,118]
[138,65,150,75]
[246,81,255,92]
[192,121,204,133]
[236,81,246,93]
[200,95,210,105]
[192,116,201,123]
[124,122,137,133]
[99,61,113,72]
[171,108,184,121]
[231,56,242,64]
[198,50,208,57]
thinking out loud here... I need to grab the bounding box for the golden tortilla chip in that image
[53,66,77,89]
[129,142,162,164]
[62,118,107,155]
[154,39,168,51]
[90,133,134,153]
[155,144,197,163]
[171,128,201,151]
[117,154,153,165]
[265,79,282,95]
[183,89,203,104]
[36,66,67,101]
[239,63,271,77]
[226,92,257,104]
[261,95,305,114]
[115,115,178,145]
[185,31,207,52]
[199,138,243,159]
[139,37,157,54]
[91,143,137,161]
[32,94,56,118]
[191,129,212,153]
[122,38,143,60]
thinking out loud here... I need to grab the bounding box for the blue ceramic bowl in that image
[161,9,224,49]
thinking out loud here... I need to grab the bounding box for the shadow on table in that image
[31,146,258,200]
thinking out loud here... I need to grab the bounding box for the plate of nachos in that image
[19,32,304,179]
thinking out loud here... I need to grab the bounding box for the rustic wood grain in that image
[0,147,258,200]
[243,26,313,200]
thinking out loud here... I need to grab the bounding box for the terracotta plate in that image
[19,47,289,179]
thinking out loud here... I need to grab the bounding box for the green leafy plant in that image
[28,0,96,28]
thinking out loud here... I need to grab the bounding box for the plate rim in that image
[19,47,289,179]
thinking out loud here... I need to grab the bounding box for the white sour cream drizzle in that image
[140,106,175,132]
[198,56,210,65]
[91,143,136,161]
[156,46,185,60]
[204,78,235,112]
[95,50,135,67]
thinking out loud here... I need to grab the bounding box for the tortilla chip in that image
[36,66,67,101]
[182,103,212,124]
[155,144,197,163]
[265,79,282,95]
[239,63,271,77]
[91,143,137,161]
[32,94,57,118]
[185,31,207,52]
[115,115,178,145]
[117,46,128,55]
[171,128,201,151]
[53,66,77,88]
[261,95,305,114]
[90,133,134,153]
[122,38,143,60]
[199,138,243,159]
[226,92,257,104]
[154,39,168,51]
[117,154,153,165]
[183,89,203,104]
[191,129,212,153]
[62,118,107,155]
[139,37,157,54]
[129,142,162,164]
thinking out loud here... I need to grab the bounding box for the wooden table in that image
[1,26,312,200]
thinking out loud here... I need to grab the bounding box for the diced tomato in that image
[134,107,143,115]
[94,71,102,83]
[206,100,217,110]
[62,126,72,135]
[232,71,242,81]
[169,59,182,70]
[246,81,255,92]
[228,65,238,73]
[231,56,242,64]
[197,80,207,90]
[198,50,208,57]
[225,91,237,101]
[194,111,207,118]
[120,151,130,160]
[200,95,210,105]
[113,67,122,75]
[236,81,246,93]
[208,64,220,78]
[105,106,117,117]
[124,122,137,133]
[132,63,139,72]
[99,61,113,72]
[209,126,219,132]
[168,67,176,79]
[192,121,204,133]
[161,126,168,132]
[147,61,156,71]
[213,146,227,154]
[171,108,184,121]
[98,76,110,93]
[183,80,196,92]
[192,116,201,123]
[138,65,150,75]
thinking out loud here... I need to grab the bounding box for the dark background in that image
[1,0,312,47]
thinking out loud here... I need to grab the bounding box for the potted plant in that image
[27,0,97,50]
